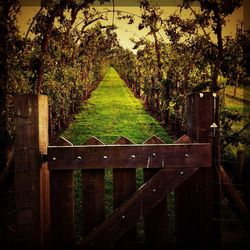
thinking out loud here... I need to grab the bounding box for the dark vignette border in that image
[20,0,193,6]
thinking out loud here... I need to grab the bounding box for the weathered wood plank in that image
[50,138,74,249]
[143,136,168,250]
[50,171,74,249]
[39,96,50,250]
[76,168,199,250]
[48,143,211,170]
[14,95,48,249]
[113,136,137,249]
[82,137,105,236]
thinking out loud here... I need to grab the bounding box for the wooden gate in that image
[14,93,219,250]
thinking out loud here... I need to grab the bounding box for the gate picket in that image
[82,137,105,235]
[50,137,74,249]
[143,136,168,250]
[113,137,137,249]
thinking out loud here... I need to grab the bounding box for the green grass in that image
[61,67,172,242]
[224,85,250,113]
[62,67,172,144]
[225,85,250,100]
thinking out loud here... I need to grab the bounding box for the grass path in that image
[62,67,172,238]
[62,67,171,144]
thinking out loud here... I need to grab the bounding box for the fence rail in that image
[47,143,211,170]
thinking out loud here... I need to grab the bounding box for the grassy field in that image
[62,67,172,144]
[224,85,250,113]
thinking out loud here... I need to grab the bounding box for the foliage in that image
[1,0,117,141]
[113,0,247,137]
[0,0,25,172]
[181,0,242,90]
[40,21,116,135]
[221,109,249,150]
[62,67,172,144]
[221,28,247,93]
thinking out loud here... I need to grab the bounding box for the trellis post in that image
[14,95,50,249]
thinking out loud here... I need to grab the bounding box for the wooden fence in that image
[14,93,219,250]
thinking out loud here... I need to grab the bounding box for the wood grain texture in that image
[113,136,137,250]
[76,168,199,250]
[50,170,74,249]
[143,136,168,250]
[175,93,214,250]
[14,95,48,249]
[48,143,211,170]
[38,95,50,250]
[50,138,74,249]
[82,137,105,236]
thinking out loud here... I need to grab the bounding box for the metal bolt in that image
[199,93,204,98]
[77,156,82,160]
[122,215,126,219]
[131,154,136,159]
[180,171,184,175]
[184,153,189,157]
[52,157,56,161]
[152,153,156,157]
[103,156,108,159]
[152,189,156,192]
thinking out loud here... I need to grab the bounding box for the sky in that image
[17,1,245,50]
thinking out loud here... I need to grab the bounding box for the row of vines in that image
[111,1,250,226]
[113,1,249,135]
[0,0,118,142]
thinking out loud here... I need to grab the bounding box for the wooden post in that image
[176,92,217,249]
[14,95,49,249]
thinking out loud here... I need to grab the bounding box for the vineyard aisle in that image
[62,67,172,144]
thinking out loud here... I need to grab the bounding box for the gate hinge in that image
[40,153,48,162]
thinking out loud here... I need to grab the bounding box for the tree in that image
[139,0,165,81]
[30,0,110,93]
[222,26,248,96]
[180,0,242,91]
